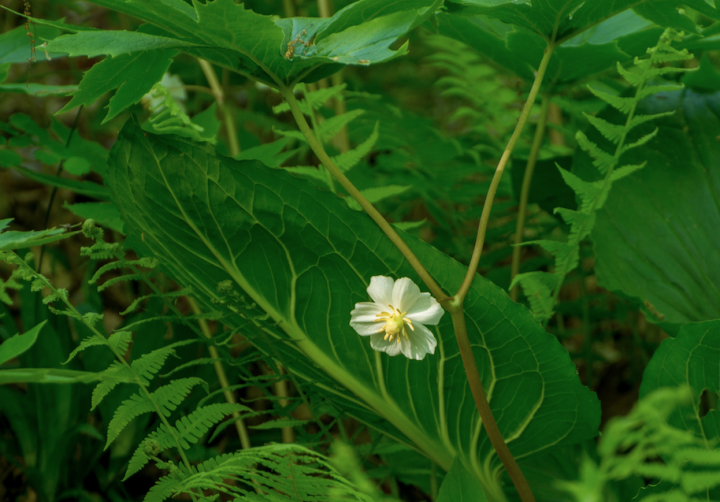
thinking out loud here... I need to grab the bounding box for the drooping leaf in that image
[0,83,78,97]
[58,49,177,123]
[0,320,46,366]
[107,118,600,493]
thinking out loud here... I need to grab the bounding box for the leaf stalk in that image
[510,93,551,302]
[455,43,556,304]
[279,85,447,301]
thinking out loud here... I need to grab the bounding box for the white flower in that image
[350,276,444,360]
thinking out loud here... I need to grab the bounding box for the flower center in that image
[374,305,414,343]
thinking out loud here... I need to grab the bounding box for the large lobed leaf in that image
[75,0,442,86]
[106,118,600,495]
[575,89,720,329]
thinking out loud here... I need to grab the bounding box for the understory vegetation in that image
[1,1,720,501]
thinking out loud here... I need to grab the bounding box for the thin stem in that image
[509,94,551,302]
[273,365,296,443]
[198,59,240,157]
[188,297,252,450]
[455,42,556,303]
[38,105,83,273]
[280,86,446,301]
[447,307,535,502]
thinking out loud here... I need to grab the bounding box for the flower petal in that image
[369,332,404,356]
[367,276,394,307]
[405,293,444,326]
[392,277,421,312]
[350,320,383,336]
[400,322,437,360]
[350,302,386,323]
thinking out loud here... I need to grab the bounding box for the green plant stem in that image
[18,257,197,493]
[280,86,446,301]
[455,42,556,303]
[188,297,252,450]
[198,59,240,157]
[509,94,551,302]
[447,306,535,502]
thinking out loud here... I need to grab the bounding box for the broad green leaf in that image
[0,23,66,64]
[0,320,46,365]
[83,0,442,86]
[575,89,720,328]
[45,30,205,58]
[639,320,720,498]
[682,53,720,92]
[437,10,664,86]
[445,0,718,40]
[0,83,78,97]
[107,118,600,495]
[437,458,489,502]
[58,49,176,123]
[63,202,125,234]
[0,367,111,384]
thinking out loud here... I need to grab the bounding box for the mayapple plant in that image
[1,0,720,501]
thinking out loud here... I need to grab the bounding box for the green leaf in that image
[682,53,720,92]
[639,321,720,498]
[6,165,109,200]
[63,202,125,234]
[0,224,76,252]
[0,83,78,97]
[107,119,600,495]
[45,30,205,58]
[446,0,716,40]
[0,367,110,384]
[577,89,720,328]
[0,23,66,64]
[249,418,310,429]
[83,0,442,86]
[0,320,46,365]
[346,185,413,211]
[437,457,489,502]
[58,50,176,123]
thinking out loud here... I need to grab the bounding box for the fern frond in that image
[92,361,136,409]
[119,313,222,334]
[510,272,558,323]
[106,377,206,448]
[121,287,192,316]
[90,257,158,285]
[517,28,694,324]
[333,121,379,172]
[64,335,108,364]
[130,340,198,383]
[318,109,365,141]
[124,403,252,480]
[97,273,150,293]
[166,445,373,501]
[80,241,123,260]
